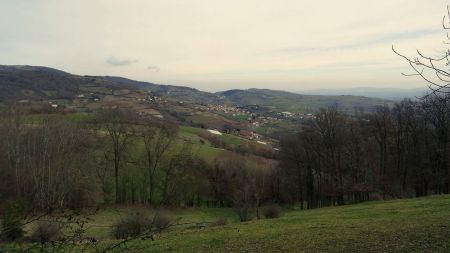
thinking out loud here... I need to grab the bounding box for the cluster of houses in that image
[76,93,101,102]
[191,103,318,136]
[196,103,251,115]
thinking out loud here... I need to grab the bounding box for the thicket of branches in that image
[393,5,450,95]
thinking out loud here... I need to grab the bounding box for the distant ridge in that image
[298,87,428,100]
[0,65,391,112]
[217,88,391,113]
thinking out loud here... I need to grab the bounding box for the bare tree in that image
[97,108,135,204]
[279,134,306,209]
[315,107,348,205]
[393,5,450,95]
[140,123,176,204]
[159,144,194,205]
[422,93,450,193]
[0,105,26,199]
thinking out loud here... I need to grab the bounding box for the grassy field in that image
[131,195,450,252]
[3,195,450,252]
[178,125,253,162]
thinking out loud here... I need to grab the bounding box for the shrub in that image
[235,206,253,222]
[111,212,152,239]
[153,213,174,231]
[263,204,282,219]
[0,201,27,241]
[1,216,24,242]
[111,211,174,239]
[30,221,62,243]
[214,217,228,226]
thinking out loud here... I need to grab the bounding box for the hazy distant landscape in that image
[298,87,428,100]
[1,1,450,252]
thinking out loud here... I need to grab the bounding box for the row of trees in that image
[280,93,450,209]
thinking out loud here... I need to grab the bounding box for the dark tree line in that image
[279,93,450,209]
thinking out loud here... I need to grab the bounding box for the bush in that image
[153,213,174,231]
[111,212,152,239]
[263,204,282,219]
[0,201,27,241]
[214,217,228,226]
[235,206,253,222]
[111,211,174,239]
[1,216,24,242]
[30,221,62,243]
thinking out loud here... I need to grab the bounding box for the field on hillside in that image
[128,196,450,252]
[20,114,258,163]
[4,195,450,252]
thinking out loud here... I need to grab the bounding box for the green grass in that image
[178,126,227,161]
[179,126,248,147]
[3,196,450,252]
[219,133,247,146]
[178,125,249,161]
[21,112,93,124]
[107,196,450,252]
[83,207,237,240]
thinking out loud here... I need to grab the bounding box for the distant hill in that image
[0,65,83,100]
[103,76,225,104]
[0,65,391,113]
[298,87,428,100]
[218,88,390,113]
[0,65,224,104]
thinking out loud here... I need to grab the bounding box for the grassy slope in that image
[4,196,450,252]
[178,126,226,161]
[179,126,247,146]
[127,195,450,252]
[178,126,251,162]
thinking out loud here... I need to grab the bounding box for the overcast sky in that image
[1,0,449,92]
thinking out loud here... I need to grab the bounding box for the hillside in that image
[4,195,448,252]
[103,76,225,104]
[0,65,86,100]
[0,65,391,114]
[218,88,391,113]
[115,195,450,252]
[0,65,222,105]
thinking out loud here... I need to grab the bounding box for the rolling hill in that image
[298,87,428,100]
[0,65,391,113]
[0,65,222,104]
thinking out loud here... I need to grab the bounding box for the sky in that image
[1,0,449,92]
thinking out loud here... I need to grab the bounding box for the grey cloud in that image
[147,65,161,72]
[278,28,442,54]
[106,56,138,66]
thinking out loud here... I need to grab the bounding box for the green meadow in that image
[5,195,448,252]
